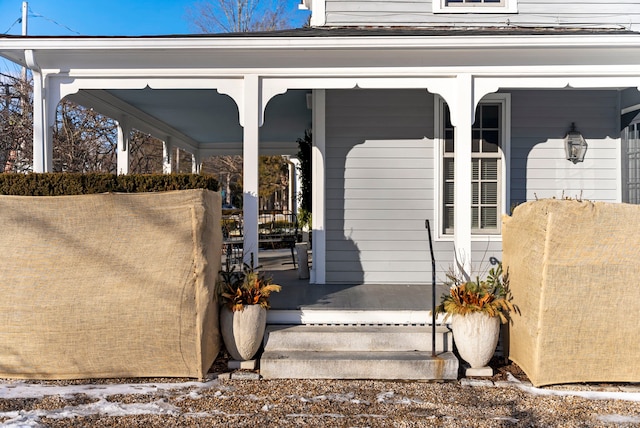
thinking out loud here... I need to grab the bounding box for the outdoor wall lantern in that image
[564,122,587,164]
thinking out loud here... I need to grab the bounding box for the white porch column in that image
[162,138,173,174]
[288,157,301,215]
[191,152,201,174]
[311,89,326,284]
[31,70,54,173]
[451,74,474,276]
[116,119,131,175]
[242,75,260,268]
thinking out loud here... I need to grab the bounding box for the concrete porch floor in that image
[253,248,449,324]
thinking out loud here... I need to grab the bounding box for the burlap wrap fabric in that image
[503,199,640,387]
[0,189,221,379]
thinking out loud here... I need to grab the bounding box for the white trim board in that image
[267,309,448,325]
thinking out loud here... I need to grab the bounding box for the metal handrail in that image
[426,220,437,358]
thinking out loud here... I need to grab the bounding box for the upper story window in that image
[433,0,518,13]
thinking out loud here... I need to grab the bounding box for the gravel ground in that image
[2,357,640,427]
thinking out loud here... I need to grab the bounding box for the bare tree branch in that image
[53,100,118,173]
[0,72,33,172]
[187,0,293,33]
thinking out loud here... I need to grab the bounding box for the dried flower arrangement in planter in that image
[217,264,281,362]
[437,263,516,376]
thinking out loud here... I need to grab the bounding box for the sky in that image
[0,0,309,36]
[0,0,309,70]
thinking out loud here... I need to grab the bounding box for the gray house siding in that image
[461,89,620,278]
[470,240,503,275]
[325,89,455,284]
[323,88,620,284]
[324,0,639,30]
[509,89,620,205]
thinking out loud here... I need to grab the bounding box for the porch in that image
[247,248,459,380]
[251,248,449,322]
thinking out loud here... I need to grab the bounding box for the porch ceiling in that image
[66,87,310,157]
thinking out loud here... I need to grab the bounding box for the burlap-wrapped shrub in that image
[503,199,640,386]
[0,189,221,379]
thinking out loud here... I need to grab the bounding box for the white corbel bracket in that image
[25,49,40,71]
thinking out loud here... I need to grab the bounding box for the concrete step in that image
[260,324,458,380]
[263,324,453,353]
[260,350,458,380]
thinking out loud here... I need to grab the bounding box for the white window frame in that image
[299,0,326,26]
[433,0,518,14]
[622,117,640,204]
[433,93,511,241]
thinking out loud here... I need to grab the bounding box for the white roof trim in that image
[3,34,640,75]
[2,33,640,52]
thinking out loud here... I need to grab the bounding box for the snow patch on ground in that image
[295,392,369,405]
[597,414,640,423]
[0,378,219,400]
[1,399,179,427]
[0,379,219,427]
[376,390,422,405]
[507,374,640,402]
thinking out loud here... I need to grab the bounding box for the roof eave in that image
[3,31,640,71]
[2,31,640,51]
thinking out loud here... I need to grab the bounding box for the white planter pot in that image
[220,305,267,361]
[451,312,500,369]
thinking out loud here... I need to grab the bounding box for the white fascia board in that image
[30,62,640,84]
[3,34,640,73]
[4,36,640,87]
[3,33,640,52]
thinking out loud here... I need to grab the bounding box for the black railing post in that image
[425,220,437,357]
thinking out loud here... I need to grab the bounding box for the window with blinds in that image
[442,103,503,234]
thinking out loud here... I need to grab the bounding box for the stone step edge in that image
[267,309,448,325]
[260,350,459,380]
[265,324,452,333]
[261,350,456,360]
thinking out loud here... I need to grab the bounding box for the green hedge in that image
[0,173,219,196]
